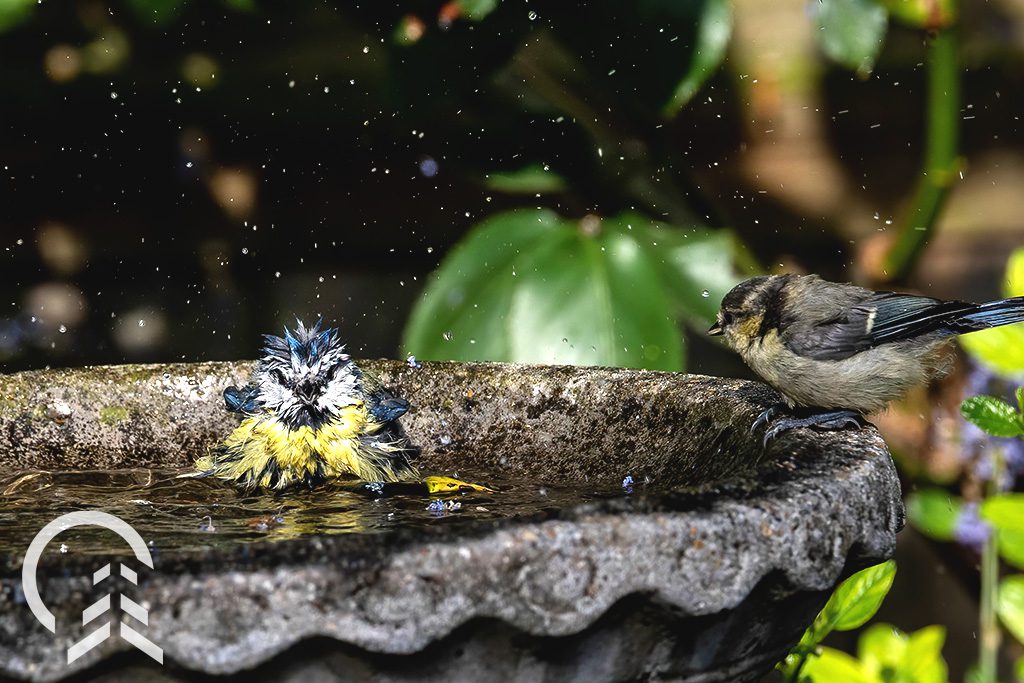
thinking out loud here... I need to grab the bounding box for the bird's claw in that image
[750,405,782,434]
[760,409,865,446]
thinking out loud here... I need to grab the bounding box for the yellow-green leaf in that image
[984,495,1024,533]
[999,575,1024,644]
[906,489,962,541]
[801,647,875,683]
[805,561,897,647]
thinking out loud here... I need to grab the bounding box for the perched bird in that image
[709,274,1024,441]
[194,319,482,493]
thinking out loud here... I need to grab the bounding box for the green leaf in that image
[857,623,907,674]
[982,495,1024,533]
[124,0,188,25]
[458,0,498,21]
[404,209,726,371]
[878,0,956,29]
[816,0,888,76]
[505,224,682,369]
[403,209,558,363]
[1018,387,1024,416]
[804,561,896,648]
[906,489,962,541]
[904,625,948,683]
[800,647,875,683]
[485,165,568,195]
[664,0,732,114]
[223,0,256,11]
[1016,655,1024,683]
[999,530,1024,570]
[999,575,1024,645]
[960,396,1024,438]
[0,0,35,32]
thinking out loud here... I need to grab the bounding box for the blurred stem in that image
[979,447,1003,682]
[880,24,960,281]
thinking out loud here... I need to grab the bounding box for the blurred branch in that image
[879,23,960,282]
[508,33,703,226]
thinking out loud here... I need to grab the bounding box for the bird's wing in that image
[224,383,261,413]
[359,369,411,423]
[782,292,975,361]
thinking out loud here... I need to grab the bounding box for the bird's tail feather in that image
[953,296,1024,332]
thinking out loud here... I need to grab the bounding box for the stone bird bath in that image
[0,361,902,682]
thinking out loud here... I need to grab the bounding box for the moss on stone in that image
[98,405,130,425]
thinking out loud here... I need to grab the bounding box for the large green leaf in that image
[640,219,740,324]
[998,575,1024,645]
[664,0,732,114]
[960,396,1024,438]
[403,209,558,363]
[906,489,962,542]
[403,209,739,371]
[804,560,897,646]
[816,0,888,76]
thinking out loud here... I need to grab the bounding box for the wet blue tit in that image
[709,274,1024,442]
[194,319,419,490]
[195,320,489,494]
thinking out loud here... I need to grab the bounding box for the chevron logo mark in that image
[21,511,164,665]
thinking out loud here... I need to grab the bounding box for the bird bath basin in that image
[0,361,902,682]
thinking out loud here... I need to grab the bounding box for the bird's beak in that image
[707,323,723,336]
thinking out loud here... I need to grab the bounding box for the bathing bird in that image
[709,274,1024,442]
[194,319,485,493]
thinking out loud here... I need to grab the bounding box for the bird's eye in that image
[721,312,733,326]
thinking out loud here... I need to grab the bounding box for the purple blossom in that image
[954,503,991,552]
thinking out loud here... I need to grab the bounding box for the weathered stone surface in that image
[0,361,904,682]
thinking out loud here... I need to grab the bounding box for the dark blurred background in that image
[4,1,1024,679]
[3,0,1021,373]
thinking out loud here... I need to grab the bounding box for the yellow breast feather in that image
[198,402,411,490]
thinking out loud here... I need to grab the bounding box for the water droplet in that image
[442,331,453,341]
[58,324,67,333]
[241,247,249,255]
[110,92,118,99]
[701,289,710,298]
[527,10,537,19]
[138,319,146,327]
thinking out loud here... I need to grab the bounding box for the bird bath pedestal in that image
[0,361,902,682]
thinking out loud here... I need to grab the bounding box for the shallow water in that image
[0,468,628,559]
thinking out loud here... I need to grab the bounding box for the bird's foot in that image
[761,409,865,446]
[751,404,786,434]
